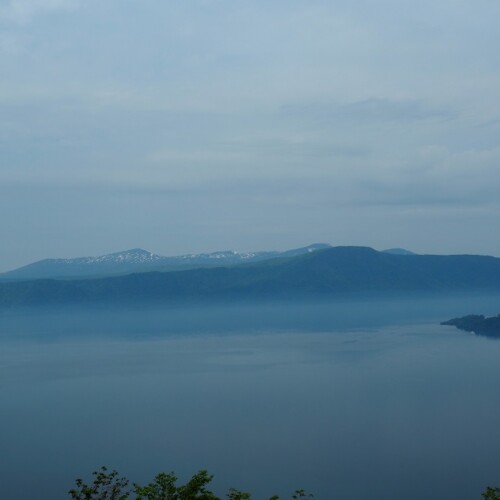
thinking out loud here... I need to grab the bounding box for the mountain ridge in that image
[0,243,332,281]
[1,246,500,308]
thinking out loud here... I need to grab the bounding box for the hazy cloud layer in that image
[1,0,500,270]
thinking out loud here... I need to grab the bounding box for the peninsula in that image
[441,314,500,338]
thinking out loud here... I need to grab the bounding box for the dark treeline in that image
[68,466,499,500]
[3,247,500,308]
[442,314,500,338]
[68,467,313,500]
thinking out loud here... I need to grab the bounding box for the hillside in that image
[1,246,500,308]
[441,314,500,338]
[0,244,331,281]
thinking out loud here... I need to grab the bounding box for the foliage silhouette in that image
[69,466,499,499]
[69,467,130,500]
[69,467,314,500]
[483,486,500,500]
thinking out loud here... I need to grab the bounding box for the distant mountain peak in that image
[307,243,331,249]
[59,248,164,265]
[120,248,151,255]
[102,248,153,256]
[3,246,500,307]
[0,243,332,281]
[381,248,416,256]
[103,248,162,260]
[305,243,331,252]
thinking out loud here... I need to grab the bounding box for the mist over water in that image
[1,295,500,499]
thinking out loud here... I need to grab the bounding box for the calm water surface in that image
[1,295,500,499]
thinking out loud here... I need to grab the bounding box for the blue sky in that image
[1,0,500,270]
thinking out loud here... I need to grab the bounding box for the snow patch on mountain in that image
[0,243,333,280]
[58,248,164,266]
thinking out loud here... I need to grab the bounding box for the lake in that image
[1,294,500,499]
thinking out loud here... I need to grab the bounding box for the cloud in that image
[0,0,77,25]
[0,0,499,268]
[345,145,500,209]
[282,98,456,126]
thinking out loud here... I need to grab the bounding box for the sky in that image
[1,0,500,271]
